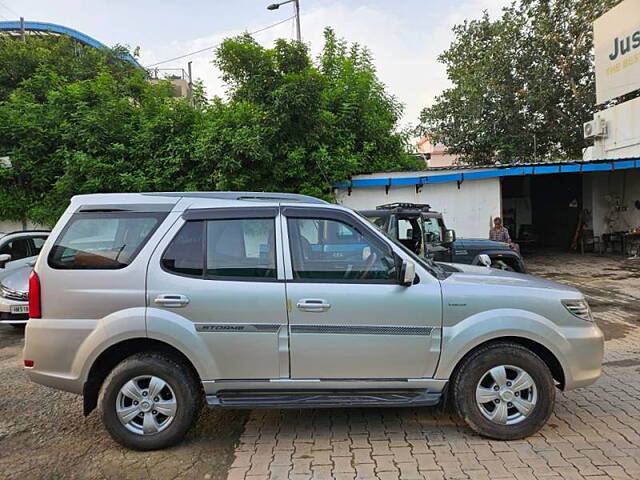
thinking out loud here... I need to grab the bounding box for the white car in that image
[0,263,30,328]
[0,230,49,328]
[0,230,49,277]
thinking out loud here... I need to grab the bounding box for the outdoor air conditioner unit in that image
[583,118,607,139]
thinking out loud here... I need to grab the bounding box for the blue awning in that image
[337,158,640,189]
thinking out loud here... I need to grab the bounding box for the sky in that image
[0,0,510,127]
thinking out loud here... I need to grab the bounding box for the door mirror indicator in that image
[400,260,416,286]
[478,254,491,267]
[0,253,11,268]
[444,229,456,244]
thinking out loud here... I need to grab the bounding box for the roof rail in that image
[376,203,431,211]
[144,191,328,204]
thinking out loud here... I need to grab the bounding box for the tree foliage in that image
[0,29,418,226]
[419,0,621,165]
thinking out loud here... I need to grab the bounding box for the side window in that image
[48,212,165,269]
[162,221,204,277]
[288,217,397,281]
[0,238,31,261]
[31,236,47,255]
[206,218,276,279]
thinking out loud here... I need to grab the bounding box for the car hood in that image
[441,262,579,294]
[454,238,512,250]
[0,264,31,294]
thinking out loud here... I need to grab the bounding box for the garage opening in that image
[502,174,582,251]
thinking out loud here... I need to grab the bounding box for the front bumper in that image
[560,322,604,390]
[0,296,28,324]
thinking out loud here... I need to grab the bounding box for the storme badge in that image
[594,0,640,104]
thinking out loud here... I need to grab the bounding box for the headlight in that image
[562,299,592,322]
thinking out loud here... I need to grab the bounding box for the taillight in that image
[29,271,41,319]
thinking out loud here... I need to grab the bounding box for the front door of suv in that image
[147,208,288,380]
[282,207,442,379]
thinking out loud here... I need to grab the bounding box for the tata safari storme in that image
[24,192,603,450]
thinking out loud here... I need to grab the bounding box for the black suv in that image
[360,203,526,273]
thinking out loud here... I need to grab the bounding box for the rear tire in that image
[452,342,555,440]
[99,352,202,450]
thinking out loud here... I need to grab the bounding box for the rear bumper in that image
[560,323,604,390]
[23,318,97,395]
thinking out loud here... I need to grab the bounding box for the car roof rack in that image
[144,191,327,204]
[376,203,431,211]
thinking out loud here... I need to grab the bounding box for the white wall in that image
[585,95,640,160]
[585,170,640,237]
[335,177,501,238]
[0,219,45,235]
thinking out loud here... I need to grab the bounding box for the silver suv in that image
[24,192,604,450]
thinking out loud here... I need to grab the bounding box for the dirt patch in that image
[604,358,640,367]
[0,327,23,349]
[0,324,249,480]
[596,318,636,341]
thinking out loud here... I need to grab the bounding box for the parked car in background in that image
[0,263,30,328]
[0,231,48,329]
[24,192,602,450]
[0,230,49,277]
[360,203,526,272]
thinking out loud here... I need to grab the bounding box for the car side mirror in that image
[400,260,416,286]
[478,254,491,267]
[444,229,456,244]
[0,253,11,268]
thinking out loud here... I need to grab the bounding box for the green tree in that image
[191,28,421,198]
[419,0,621,165]
[0,36,198,225]
[0,29,418,226]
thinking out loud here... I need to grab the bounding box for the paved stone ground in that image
[226,253,640,480]
[1,252,640,479]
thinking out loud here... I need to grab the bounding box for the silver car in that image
[0,264,31,328]
[23,192,604,450]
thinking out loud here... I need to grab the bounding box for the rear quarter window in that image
[48,212,166,269]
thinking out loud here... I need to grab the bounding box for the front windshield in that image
[422,216,443,243]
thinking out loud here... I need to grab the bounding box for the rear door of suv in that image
[146,207,289,380]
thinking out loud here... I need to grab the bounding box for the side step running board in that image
[206,390,442,409]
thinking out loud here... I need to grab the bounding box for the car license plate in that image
[10,305,29,314]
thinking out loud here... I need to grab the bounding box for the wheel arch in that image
[82,337,201,416]
[449,337,565,392]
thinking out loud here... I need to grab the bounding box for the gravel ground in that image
[0,326,248,479]
[1,252,639,480]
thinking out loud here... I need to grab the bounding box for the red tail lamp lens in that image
[28,271,41,319]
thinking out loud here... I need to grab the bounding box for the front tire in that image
[100,353,201,450]
[452,342,555,440]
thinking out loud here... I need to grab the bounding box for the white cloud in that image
[139,0,511,127]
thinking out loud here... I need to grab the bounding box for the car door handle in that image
[296,298,331,312]
[154,294,190,308]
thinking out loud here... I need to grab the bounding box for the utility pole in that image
[19,17,25,42]
[267,0,301,42]
[187,61,193,107]
[293,0,301,42]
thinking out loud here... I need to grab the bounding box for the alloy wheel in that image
[475,365,537,425]
[115,375,177,435]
